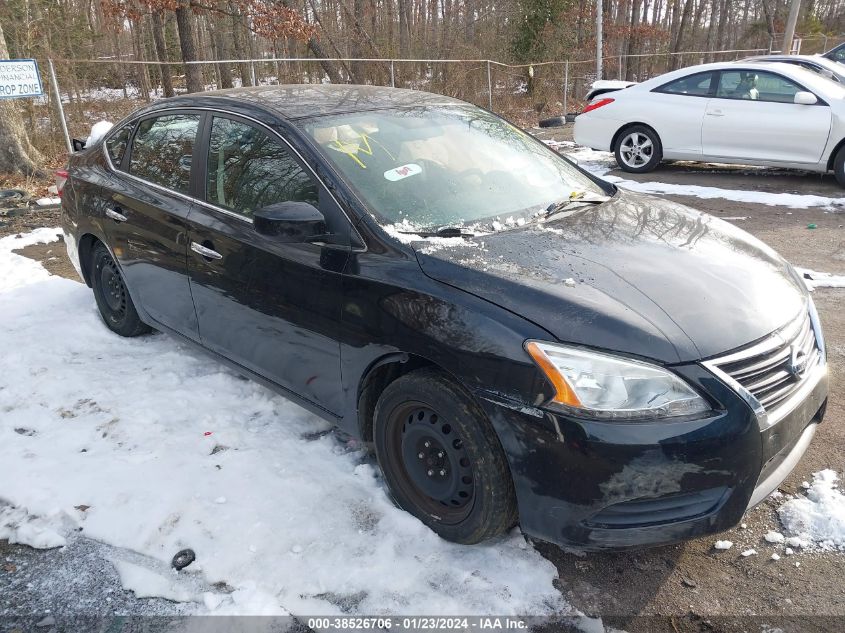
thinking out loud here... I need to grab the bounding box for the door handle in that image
[105,208,128,222]
[191,241,223,261]
[706,111,725,117]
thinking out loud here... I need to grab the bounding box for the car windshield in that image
[299,105,607,232]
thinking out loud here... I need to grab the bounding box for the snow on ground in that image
[545,140,845,211]
[0,229,571,617]
[778,470,845,552]
[796,268,845,290]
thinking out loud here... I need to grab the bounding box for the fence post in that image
[48,59,73,155]
[250,61,257,86]
[390,60,395,87]
[563,60,569,116]
[486,60,493,111]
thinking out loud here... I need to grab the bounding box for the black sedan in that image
[60,85,828,551]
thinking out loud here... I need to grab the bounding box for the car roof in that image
[744,54,822,63]
[148,84,466,120]
[635,60,840,91]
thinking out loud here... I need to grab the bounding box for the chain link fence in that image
[22,39,845,160]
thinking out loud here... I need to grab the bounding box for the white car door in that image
[702,69,831,164]
[646,70,715,154]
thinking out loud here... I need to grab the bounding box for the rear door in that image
[102,112,202,340]
[185,113,350,415]
[702,69,831,163]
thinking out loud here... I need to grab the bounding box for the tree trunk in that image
[151,10,175,97]
[175,0,203,93]
[300,0,349,82]
[229,3,252,87]
[214,27,234,88]
[399,0,410,56]
[0,20,44,176]
[670,0,695,68]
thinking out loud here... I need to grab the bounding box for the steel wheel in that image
[387,402,475,523]
[90,242,151,337]
[373,368,518,544]
[98,257,127,320]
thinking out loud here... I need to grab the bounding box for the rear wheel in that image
[90,242,151,337]
[614,125,662,173]
[373,368,517,544]
[834,146,845,188]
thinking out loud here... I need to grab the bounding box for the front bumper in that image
[480,360,828,551]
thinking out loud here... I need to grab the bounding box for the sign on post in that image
[0,59,43,99]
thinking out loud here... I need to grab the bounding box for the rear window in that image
[105,124,133,170]
[655,72,715,97]
[129,114,201,194]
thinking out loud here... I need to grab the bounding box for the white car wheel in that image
[614,126,662,173]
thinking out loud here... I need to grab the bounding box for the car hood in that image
[413,191,807,363]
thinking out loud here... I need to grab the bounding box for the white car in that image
[574,61,845,186]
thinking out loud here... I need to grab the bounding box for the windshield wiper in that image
[542,191,611,220]
[396,226,477,238]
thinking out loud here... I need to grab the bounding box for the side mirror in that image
[794,91,818,105]
[254,201,326,242]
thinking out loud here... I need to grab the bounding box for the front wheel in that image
[90,242,151,337]
[373,368,518,544]
[614,125,662,173]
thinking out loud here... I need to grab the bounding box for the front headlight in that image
[525,341,711,420]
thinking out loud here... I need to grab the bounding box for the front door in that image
[702,69,832,164]
[103,112,202,340]
[185,114,349,415]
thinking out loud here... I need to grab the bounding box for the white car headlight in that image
[525,341,711,420]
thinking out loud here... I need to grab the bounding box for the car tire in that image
[373,368,518,544]
[834,146,845,188]
[538,116,565,128]
[614,124,662,173]
[90,242,151,337]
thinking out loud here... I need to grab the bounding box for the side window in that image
[716,70,803,103]
[831,46,845,62]
[105,123,133,169]
[206,117,319,218]
[129,114,201,194]
[655,72,714,97]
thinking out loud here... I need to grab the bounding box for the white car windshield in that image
[300,105,607,231]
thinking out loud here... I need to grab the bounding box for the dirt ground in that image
[2,130,845,631]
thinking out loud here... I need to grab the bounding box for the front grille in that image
[709,311,821,418]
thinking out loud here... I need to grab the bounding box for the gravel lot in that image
[2,127,844,632]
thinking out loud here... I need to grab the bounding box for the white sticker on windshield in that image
[384,163,422,182]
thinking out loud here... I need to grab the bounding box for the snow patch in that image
[0,227,62,291]
[713,540,733,550]
[0,229,569,616]
[86,120,114,147]
[796,267,845,290]
[778,469,845,551]
[764,531,785,544]
[111,559,199,603]
[0,505,67,549]
[548,141,845,211]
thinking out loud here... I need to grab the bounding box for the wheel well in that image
[611,122,659,153]
[827,138,845,171]
[77,233,101,287]
[357,353,436,443]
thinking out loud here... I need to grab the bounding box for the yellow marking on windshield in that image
[329,132,395,169]
[331,139,368,168]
